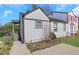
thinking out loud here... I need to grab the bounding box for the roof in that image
[12,20,20,24]
[49,17,67,23]
[51,11,68,14]
[48,12,68,23]
[72,11,79,17]
[21,8,68,23]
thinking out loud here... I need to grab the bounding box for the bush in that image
[0,36,13,55]
[27,43,35,53]
[50,32,56,40]
[0,32,4,37]
[75,31,79,35]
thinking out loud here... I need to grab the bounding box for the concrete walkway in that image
[9,41,30,55]
[32,43,79,55]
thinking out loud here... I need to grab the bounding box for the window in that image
[63,24,66,31]
[35,20,43,29]
[54,22,58,31]
[74,25,76,32]
[70,23,74,33]
[71,16,73,21]
[68,15,71,22]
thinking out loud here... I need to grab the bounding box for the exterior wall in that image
[23,9,50,43]
[50,22,67,38]
[24,20,49,43]
[68,12,78,36]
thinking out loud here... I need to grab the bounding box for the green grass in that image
[0,36,13,55]
[64,35,79,47]
[0,36,4,41]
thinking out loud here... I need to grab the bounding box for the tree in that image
[2,23,18,34]
[32,4,38,10]
[2,23,13,33]
[27,10,31,13]
[0,24,3,31]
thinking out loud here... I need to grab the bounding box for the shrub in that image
[0,32,4,37]
[49,32,56,40]
[75,31,79,35]
[0,36,13,55]
[27,43,35,53]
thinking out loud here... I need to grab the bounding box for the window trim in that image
[53,22,58,32]
[35,20,43,29]
[63,23,66,31]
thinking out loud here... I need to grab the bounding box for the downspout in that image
[12,23,14,41]
[78,17,79,32]
[67,13,68,36]
[49,20,51,40]
[22,16,25,43]
[19,13,24,43]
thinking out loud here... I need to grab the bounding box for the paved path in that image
[13,32,18,41]
[32,43,79,55]
[9,41,30,55]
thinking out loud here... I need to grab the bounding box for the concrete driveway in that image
[32,43,79,55]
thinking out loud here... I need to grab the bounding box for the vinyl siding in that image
[24,20,49,43]
[50,22,67,38]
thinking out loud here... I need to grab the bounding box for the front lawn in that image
[0,36,13,55]
[64,35,79,47]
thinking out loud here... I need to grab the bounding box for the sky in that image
[0,4,79,25]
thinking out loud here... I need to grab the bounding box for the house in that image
[20,8,50,43]
[19,8,68,43]
[48,11,79,36]
[67,11,79,36]
[12,8,79,43]
[48,12,68,38]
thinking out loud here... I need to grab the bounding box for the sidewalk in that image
[9,41,30,55]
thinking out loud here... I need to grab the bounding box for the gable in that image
[68,12,75,16]
[68,12,78,23]
[24,9,49,21]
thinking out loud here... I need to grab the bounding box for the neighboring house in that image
[20,8,68,43]
[68,11,79,36]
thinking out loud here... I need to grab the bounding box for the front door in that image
[70,23,75,36]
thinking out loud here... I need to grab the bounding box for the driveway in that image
[32,43,79,55]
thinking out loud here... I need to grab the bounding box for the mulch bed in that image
[27,36,75,53]
[27,39,65,53]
